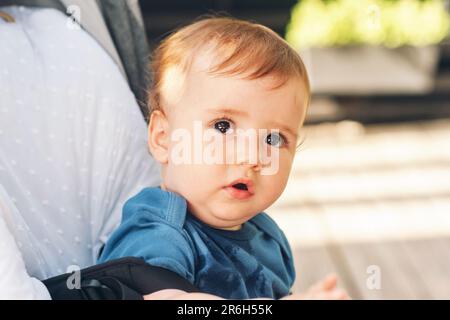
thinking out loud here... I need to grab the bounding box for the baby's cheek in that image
[266,177,286,202]
[183,163,217,193]
[166,163,197,193]
[262,164,291,199]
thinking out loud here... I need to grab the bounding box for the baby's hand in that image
[282,274,350,300]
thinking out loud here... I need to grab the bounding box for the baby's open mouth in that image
[232,183,248,191]
[224,179,254,200]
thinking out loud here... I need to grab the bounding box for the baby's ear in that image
[148,110,169,164]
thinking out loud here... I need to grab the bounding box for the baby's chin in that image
[196,207,260,230]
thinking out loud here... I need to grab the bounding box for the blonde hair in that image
[148,16,310,115]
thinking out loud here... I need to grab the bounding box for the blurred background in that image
[140,0,450,299]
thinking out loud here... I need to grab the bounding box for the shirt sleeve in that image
[0,186,51,299]
[98,207,196,284]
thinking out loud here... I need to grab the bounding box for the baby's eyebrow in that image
[206,108,248,117]
[269,122,298,140]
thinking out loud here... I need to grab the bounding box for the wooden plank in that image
[270,205,353,296]
[400,237,450,299]
[319,200,434,299]
[291,245,345,294]
[337,240,432,299]
[397,198,450,299]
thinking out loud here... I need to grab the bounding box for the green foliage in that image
[286,0,450,48]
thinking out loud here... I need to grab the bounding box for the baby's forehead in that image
[188,47,298,89]
[192,43,220,68]
[188,44,236,77]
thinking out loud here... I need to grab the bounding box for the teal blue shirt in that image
[98,187,295,299]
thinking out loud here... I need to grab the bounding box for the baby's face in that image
[155,53,307,230]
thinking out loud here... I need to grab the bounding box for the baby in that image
[99,17,348,300]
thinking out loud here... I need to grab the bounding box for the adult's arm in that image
[0,184,51,299]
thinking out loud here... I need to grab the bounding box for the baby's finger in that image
[321,289,351,300]
[310,274,338,293]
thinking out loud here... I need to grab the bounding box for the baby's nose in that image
[234,140,260,167]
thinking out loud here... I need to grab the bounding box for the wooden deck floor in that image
[269,119,450,299]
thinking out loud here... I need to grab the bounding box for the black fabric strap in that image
[79,277,143,300]
[43,257,198,300]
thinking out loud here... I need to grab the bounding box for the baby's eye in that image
[266,132,286,148]
[214,119,233,134]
